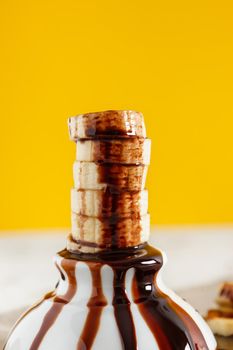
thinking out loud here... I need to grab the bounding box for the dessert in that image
[206,282,233,348]
[4,110,216,350]
[69,111,150,252]
[206,310,233,337]
[217,283,233,311]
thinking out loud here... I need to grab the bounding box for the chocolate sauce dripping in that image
[95,136,119,248]
[5,262,61,342]
[97,187,142,249]
[92,138,144,164]
[112,268,137,350]
[61,245,209,350]
[132,262,209,349]
[29,259,77,350]
[84,133,144,248]
[97,163,145,191]
[77,263,107,350]
[4,262,61,348]
[100,189,142,218]
[133,269,192,349]
[157,286,209,349]
[3,291,55,350]
[101,188,121,248]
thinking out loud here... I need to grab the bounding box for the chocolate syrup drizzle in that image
[132,265,207,349]
[113,268,137,349]
[77,263,107,350]
[9,244,210,350]
[97,162,145,192]
[157,287,209,349]
[29,259,77,350]
[3,291,55,350]
[60,244,208,350]
[97,186,141,248]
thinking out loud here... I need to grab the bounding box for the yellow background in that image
[1,0,233,230]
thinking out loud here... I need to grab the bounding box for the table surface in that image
[0,226,233,347]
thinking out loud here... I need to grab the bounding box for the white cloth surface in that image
[0,226,232,347]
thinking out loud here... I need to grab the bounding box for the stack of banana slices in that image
[67,110,151,253]
[206,282,233,349]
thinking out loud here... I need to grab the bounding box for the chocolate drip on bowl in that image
[5,244,213,350]
[29,259,77,350]
[59,245,209,350]
[77,263,107,350]
[3,291,55,350]
[112,268,137,349]
[132,266,208,349]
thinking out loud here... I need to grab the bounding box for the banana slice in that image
[66,235,101,254]
[216,283,233,309]
[71,212,150,249]
[71,189,148,217]
[206,309,233,337]
[73,161,148,191]
[68,110,146,140]
[75,138,151,164]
